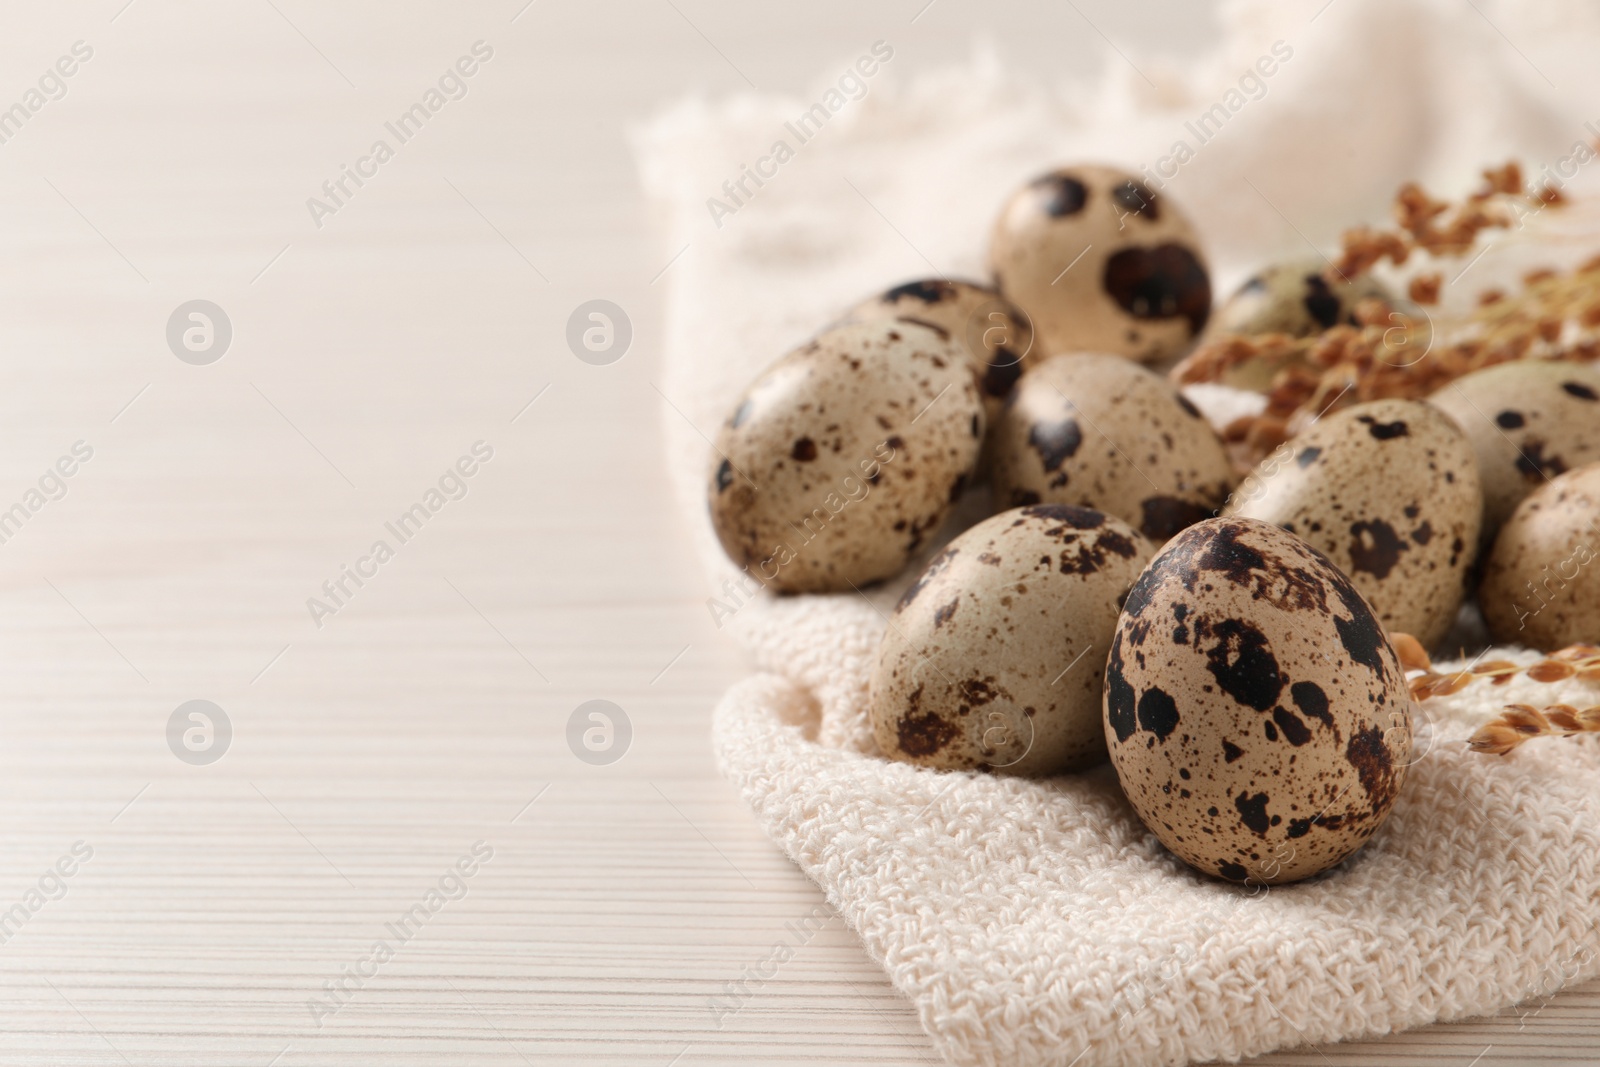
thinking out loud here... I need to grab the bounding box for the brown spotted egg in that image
[842,279,1036,425]
[1198,258,1401,390]
[1211,258,1395,340]
[1104,517,1412,885]
[1429,361,1600,546]
[990,353,1235,544]
[989,164,1211,364]
[708,319,983,594]
[1479,461,1600,651]
[1224,399,1481,649]
[871,504,1153,775]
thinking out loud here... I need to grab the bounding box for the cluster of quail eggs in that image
[707,162,1600,887]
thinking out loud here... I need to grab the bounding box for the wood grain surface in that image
[0,1,1593,1063]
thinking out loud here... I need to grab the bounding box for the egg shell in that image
[1429,361,1600,545]
[1211,258,1394,339]
[1104,517,1412,885]
[1223,399,1480,649]
[841,279,1036,425]
[1479,461,1600,651]
[989,164,1211,365]
[990,353,1235,544]
[871,504,1153,775]
[1199,258,1401,390]
[708,319,984,594]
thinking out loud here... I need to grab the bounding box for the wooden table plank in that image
[0,2,1593,1064]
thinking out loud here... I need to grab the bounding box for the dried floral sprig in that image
[1390,636,1600,701]
[1389,631,1432,673]
[1173,160,1600,471]
[1467,703,1600,756]
[1182,257,1600,469]
[1330,161,1564,278]
[1388,633,1600,756]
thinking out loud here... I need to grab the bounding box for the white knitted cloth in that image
[635,1,1600,1063]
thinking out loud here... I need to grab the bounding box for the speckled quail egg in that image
[1223,399,1480,649]
[1197,259,1404,390]
[842,279,1036,424]
[708,319,984,594]
[1479,461,1600,651]
[989,164,1211,365]
[1429,361,1600,546]
[871,504,1153,775]
[1211,258,1395,340]
[1104,517,1412,885]
[990,353,1235,543]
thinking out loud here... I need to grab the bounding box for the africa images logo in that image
[306,41,494,229]
[705,41,893,229]
[307,841,493,1027]
[0,41,94,147]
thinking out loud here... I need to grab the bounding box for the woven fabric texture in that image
[636,1,1600,1062]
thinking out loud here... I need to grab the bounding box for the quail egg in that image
[989,164,1211,364]
[871,504,1153,775]
[1211,258,1395,340]
[842,279,1036,424]
[990,353,1235,543]
[1104,517,1412,885]
[1479,460,1600,651]
[1198,259,1406,390]
[1224,399,1481,649]
[1429,361,1600,546]
[708,319,984,594]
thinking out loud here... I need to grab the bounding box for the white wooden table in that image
[0,1,1594,1063]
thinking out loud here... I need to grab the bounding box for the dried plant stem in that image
[1331,161,1562,278]
[1388,632,1600,756]
[1468,703,1600,756]
[1172,159,1600,471]
[1389,635,1600,700]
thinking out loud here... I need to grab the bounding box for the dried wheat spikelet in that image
[1391,636,1600,701]
[1331,161,1561,276]
[1388,633,1600,755]
[1175,159,1600,471]
[1468,703,1600,756]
